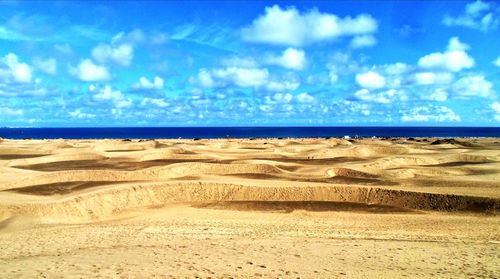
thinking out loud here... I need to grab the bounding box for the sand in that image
[0,137,499,278]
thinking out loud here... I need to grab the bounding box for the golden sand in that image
[0,138,499,277]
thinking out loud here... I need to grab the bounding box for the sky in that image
[0,0,499,127]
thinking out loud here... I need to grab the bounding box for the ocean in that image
[0,127,499,139]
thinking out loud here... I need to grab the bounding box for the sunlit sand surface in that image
[0,138,499,277]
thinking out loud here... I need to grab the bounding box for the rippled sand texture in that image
[0,138,499,278]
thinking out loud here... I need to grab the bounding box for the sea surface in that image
[1,127,499,139]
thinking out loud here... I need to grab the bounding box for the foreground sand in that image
[0,137,499,278]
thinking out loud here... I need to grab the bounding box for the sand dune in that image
[1,137,499,217]
[0,138,499,277]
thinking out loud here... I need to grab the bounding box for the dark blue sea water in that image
[0,127,499,139]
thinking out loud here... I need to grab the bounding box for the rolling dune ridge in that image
[0,138,499,277]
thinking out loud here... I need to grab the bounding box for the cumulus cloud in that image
[211,67,269,87]
[418,37,474,72]
[414,72,454,85]
[0,106,23,116]
[132,76,164,90]
[452,75,493,98]
[91,85,132,108]
[69,109,95,119]
[33,57,57,75]
[491,101,500,121]
[193,66,301,92]
[492,101,500,113]
[442,0,499,32]
[265,80,300,91]
[296,92,315,103]
[241,5,377,46]
[72,59,110,81]
[423,88,449,102]
[266,48,306,70]
[272,93,293,103]
[91,43,133,66]
[350,35,377,48]
[141,98,169,107]
[494,56,500,66]
[0,53,32,83]
[355,71,386,89]
[195,69,216,88]
[354,88,406,104]
[401,106,461,122]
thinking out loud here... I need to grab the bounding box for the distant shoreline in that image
[1,127,499,140]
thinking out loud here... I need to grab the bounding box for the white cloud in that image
[296,92,314,103]
[241,5,377,46]
[196,69,215,88]
[69,109,95,119]
[494,56,500,66]
[355,71,386,89]
[401,106,461,122]
[265,80,300,91]
[442,0,499,32]
[212,67,268,87]
[133,76,164,90]
[423,88,449,102]
[414,72,454,85]
[141,98,169,107]
[0,53,32,83]
[491,102,500,121]
[259,104,272,113]
[93,85,123,101]
[72,59,110,82]
[273,93,293,103]
[492,101,500,113]
[193,64,301,92]
[452,75,493,98]
[194,67,268,88]
[329,72,339,83]
[354,88,405,104]
[112,30,145,44]
[92,85,132,108]
[447,37,470,51]
[381,62,409,75]
[418,37,474,72]
[350,35,377,48]
[115,99,133,108]
[91,43,133,66]
[266,48,306,70]
[33,57,57,75]
[0,106,23,116]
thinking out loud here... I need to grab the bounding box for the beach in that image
[0,137,499,278]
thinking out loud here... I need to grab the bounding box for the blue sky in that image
[0,0,499,127]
